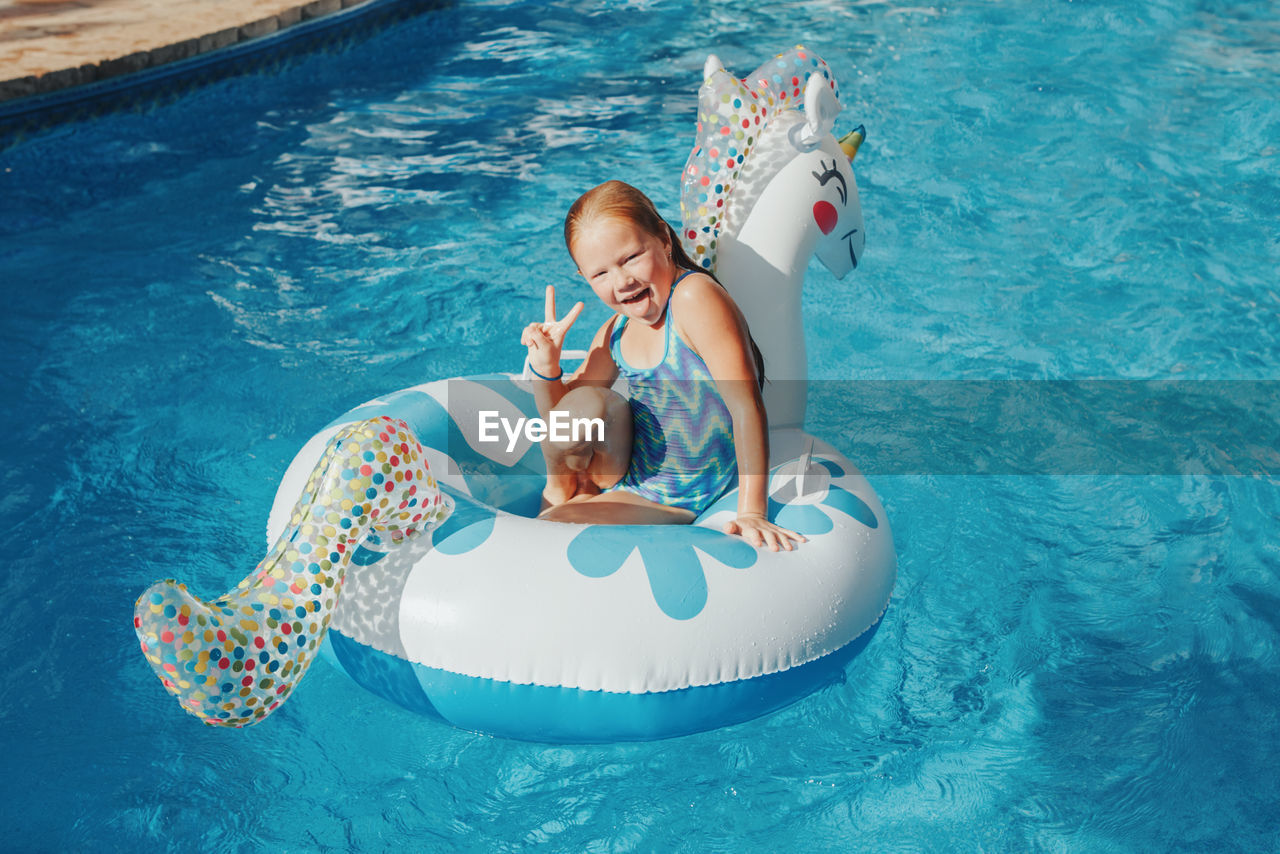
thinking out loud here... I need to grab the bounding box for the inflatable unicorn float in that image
[134,47,896,742]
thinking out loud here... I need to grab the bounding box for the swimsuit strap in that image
[664,269,696,347]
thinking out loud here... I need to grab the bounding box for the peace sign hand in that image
[520,285,584,380]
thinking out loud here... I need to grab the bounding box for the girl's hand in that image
[521,285,583,378]
[723,513,807,552]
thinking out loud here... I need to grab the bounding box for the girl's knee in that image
[548,387,632,489]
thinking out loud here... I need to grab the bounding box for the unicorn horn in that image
[839,125,866,160]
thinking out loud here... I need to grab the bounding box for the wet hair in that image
[564,180,766,387]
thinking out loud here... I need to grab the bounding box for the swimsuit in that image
[608,272,737,514]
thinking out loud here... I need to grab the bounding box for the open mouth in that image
[620,289,648,305]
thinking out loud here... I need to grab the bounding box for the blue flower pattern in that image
[769,458,878,533]
[565,457,877,621]
[566,525,757,621]
[699,457,878,537]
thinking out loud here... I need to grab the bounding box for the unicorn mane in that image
[679,47,840,272]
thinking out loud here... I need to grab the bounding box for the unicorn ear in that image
[798,73,842,148]
[703,54,725,81]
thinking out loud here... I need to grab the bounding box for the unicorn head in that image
[680,47,865,279]
[679,47,866,428]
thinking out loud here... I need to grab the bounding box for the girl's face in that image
[570,216,676,326]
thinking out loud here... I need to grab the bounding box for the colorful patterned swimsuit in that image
[607,272,737,515]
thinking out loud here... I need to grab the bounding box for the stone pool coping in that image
[0,0,443,142]
[1,0,392,103]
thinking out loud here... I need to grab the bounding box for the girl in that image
[521,180,804,552]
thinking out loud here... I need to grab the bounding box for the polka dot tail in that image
[133,416,452,727]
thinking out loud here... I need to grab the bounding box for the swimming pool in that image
[3,0,1278,849]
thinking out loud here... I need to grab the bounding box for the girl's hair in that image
[564,180,766,386]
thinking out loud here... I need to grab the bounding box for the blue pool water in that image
[3,0,1279,849]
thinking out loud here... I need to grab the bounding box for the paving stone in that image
[196,27,241,55]
[302,0,344,21]
[238,17,281,41]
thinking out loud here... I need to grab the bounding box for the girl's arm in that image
[522,285,619,505]
[522,286,618,409]
[673,276,806,551]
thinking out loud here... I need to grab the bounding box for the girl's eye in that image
[811,160,848,206]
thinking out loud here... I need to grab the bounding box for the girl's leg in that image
[538,387,695,524]
[540,386,632,507]
[540,489,696,525]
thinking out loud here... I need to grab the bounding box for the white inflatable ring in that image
[268,375,895,741]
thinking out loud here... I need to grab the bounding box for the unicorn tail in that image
[133,416,452,727]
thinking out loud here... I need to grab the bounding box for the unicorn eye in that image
[811,160,848,206]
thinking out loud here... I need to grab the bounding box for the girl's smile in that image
[570,216,676,326]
